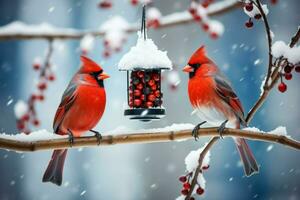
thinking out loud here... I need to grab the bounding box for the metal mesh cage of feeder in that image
[119,6,171,122]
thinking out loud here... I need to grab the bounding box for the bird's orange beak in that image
[98,72,110,80]
[182,65,194,73]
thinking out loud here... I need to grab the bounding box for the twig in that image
[0,128,299,152]
[0,0,241,41]
[246,27,300,124]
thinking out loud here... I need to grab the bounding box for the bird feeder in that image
[118,6,172,121]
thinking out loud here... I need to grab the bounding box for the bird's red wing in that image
[214,74,246,126]
[53,83,77,133]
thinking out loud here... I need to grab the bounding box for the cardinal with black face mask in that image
[43,56,109,186]
[183,46,259,177]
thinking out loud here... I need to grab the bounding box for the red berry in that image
[98,0,112,9]
[140,94,146,100]
[295,65,300,73]
[48,74,55,81]
[148,94,156,102]
[285,73,292,80]
[152,74,160,81]
[17,122,25,130]
[146,101,153,108]
[103,50,110,58]
[278,82,287,93]
[245,20,254,28]
[181,189,189,196]
[137,83,143,90]
[31,94,37,101]
[183,182,191,190]
[179,176,187,183]
[134,89,141,97]
[210,32,218,39]
[202,1,209,8]
[129,101,133,108]
[38,95,45,101]
[33,63,40,70]
[130,0,138,5]
[270,0,277,4]
[104,40,109,47]
[154,90,160,97]
[148,19,160,28]
[22,114,30,121]
[189,7,196,15]
[38,82,47,90]
[284,65,293,73]
[202,165,210,170]
[33,119,40,126]
[148,79,155,86]
[151,84,157,91]
[254,14,262,20]
[137,71,144,78]
[245,3,253,11]
[196,187,204,195]
[192,13,202,21]
[202,23,209,31]
[134,99,142,107]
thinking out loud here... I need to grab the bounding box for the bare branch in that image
[0,0,241,41]
[0,128,299,152]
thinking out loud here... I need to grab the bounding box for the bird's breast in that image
[61,85,106,136]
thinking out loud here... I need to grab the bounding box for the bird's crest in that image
[80,56,103,73]
[189,45,212,65]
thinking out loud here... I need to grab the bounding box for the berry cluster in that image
[278,63,300,93]
[178,165,209,199]
[189,1,221,40]
[244,2,261,29]
[128,70,162,108]
[16,56,55,133]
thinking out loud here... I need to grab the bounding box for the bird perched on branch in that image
[43,56,109,186]
[183,46,259,176]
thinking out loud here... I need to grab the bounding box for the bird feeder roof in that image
[118,32,172,71]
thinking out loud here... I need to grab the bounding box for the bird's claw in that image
[192,121,206,141]
[90,129,102,145]
[217,120,228,139]
[67,129,74,147]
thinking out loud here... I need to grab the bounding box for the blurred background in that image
[0,0,299,199]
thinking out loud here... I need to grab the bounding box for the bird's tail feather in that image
[42,149,67,186]
[235,138,259,176]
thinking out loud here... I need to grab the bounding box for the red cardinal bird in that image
[42,56,109,186]
[183,46,259,176]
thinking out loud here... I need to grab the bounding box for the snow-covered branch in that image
[0,0,241,41]
[0,126,299,152]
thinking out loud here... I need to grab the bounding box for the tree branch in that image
[0,128,299,152]
[0,0,241,41]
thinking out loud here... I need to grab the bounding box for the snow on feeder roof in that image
[118,32,172,71]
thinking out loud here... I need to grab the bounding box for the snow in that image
[80,34,95,52]
[14,100,28,119]
[167,70,181,86]
[108,123,194,135]
[244,4,269,18]
[272,41,300,64]
[207,20,224,35]
[175,195,185,200]
[0,21,78,36]
[269,126,289,137]
[118,32,172,70]
[0,129,66,142]
[100,16,130,50]
[147,7,162,20]
[197,174,206,188]
[185,143,211,173]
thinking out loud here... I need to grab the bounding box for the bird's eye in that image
[189,63,201,68]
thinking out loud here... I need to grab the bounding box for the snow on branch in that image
[0,125,299,152]
[0,0,241,40]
